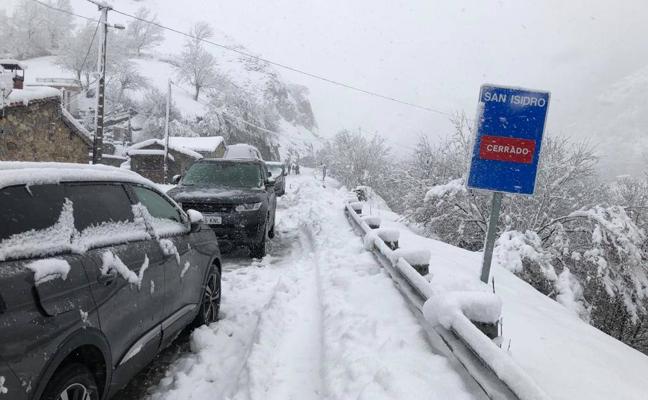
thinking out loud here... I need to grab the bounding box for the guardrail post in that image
[350,202,364,215]
[362,216,381,229]
[377,229,399,250]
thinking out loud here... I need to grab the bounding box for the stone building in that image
[0,87,92,163]
[126,136,225,183]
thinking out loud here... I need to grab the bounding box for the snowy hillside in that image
[20,53,320,159]
[568,65,648,178]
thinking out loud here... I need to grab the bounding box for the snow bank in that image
[25,258,71,285]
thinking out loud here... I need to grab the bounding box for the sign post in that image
[467,85,550,283]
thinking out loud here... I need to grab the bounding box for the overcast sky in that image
[4,0,648,167]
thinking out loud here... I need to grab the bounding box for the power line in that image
[80,20,101,75]
[173,82,417,152]
[28,0,452,116]
[111,8,452,116]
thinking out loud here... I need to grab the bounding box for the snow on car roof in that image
[0,162,156,189]
[224,143,262,160]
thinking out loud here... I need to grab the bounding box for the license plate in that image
[204,214,222,225]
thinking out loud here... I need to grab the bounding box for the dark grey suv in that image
[0,162,221,400]
[168,159,276,258]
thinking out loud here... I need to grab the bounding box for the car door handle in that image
[98,270,118,286]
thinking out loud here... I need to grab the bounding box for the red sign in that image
[479,135,536,164]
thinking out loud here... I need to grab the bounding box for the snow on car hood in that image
[168,185,266,204]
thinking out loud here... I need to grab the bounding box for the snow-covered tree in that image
[8,0,50,59]
[125,7,164,56]
[43,0,74,51]
[317,129,391,192]
[0,10,11,56]
[106,59,148,104]
[135,87,183,141]
[56,23,98,87]
[175,22,217,101]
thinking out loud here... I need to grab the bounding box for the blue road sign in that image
[467,84,550,195]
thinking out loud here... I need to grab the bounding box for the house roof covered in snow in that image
[0,59,27,70]
[166,136,225,154]
[3,87,61,108]
[127,139,204,160]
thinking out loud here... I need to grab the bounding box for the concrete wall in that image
[0,98,90,163]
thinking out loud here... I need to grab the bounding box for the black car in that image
[0,162,221,400]
[168,159,277,258]
[265,161,287,196]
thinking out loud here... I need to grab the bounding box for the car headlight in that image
[235,202,263,212]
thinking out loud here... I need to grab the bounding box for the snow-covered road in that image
[120,171,486,400]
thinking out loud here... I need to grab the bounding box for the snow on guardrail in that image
[344,199,551,400]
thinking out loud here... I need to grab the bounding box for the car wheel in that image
[193,266,221,327]
[41,363,99,400]
[268,223,275,239]
[250,231,268,258]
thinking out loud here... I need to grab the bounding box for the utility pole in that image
[163,79,172,183]
[89,0,124,164]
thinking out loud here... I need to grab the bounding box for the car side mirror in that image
[265,179,275,188]
[187,209,203,232]
[172,175,182,184]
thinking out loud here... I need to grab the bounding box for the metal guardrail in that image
[344,200,551,400]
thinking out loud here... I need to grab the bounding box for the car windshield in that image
[182,162,263,188]
[268,165,283,178]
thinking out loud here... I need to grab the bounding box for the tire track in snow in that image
[292,171,484,400]
[228,183,327,400]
